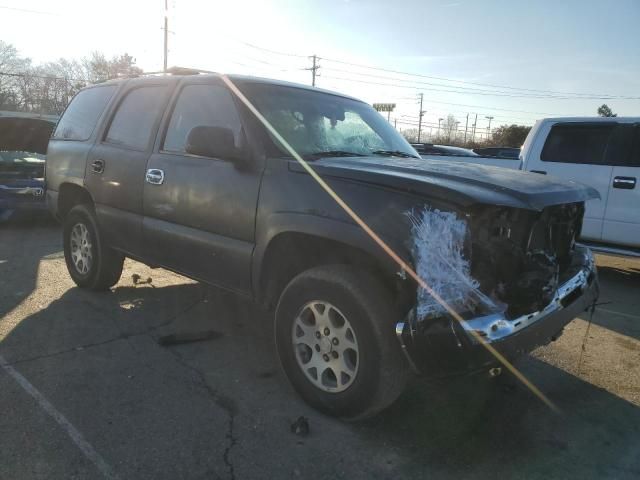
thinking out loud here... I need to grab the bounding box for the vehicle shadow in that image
[2,271,638,479]
[0,218,61,321]
[356,358,640,478]
[592,264,640,340]
[0,277,205,363]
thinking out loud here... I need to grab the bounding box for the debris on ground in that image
[132,273,153,286]
[156,330,222,346]
[290,416,310,436]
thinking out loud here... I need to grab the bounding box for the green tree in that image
[597,104,617,117]
[489,124,531,147]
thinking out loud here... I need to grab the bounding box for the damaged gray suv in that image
[46,73,599,419]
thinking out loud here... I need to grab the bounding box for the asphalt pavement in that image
[1,219,639,479]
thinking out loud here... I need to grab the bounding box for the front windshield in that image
[240,83,419,158]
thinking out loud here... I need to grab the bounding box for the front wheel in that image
[63,204,124,291]
[275,265,410,420]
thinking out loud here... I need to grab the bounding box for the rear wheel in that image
[63,204,124,290]
[275,265,409,420]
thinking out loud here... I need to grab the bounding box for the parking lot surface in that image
[1,220,639,479]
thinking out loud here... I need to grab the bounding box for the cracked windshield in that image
[1,1,639,479]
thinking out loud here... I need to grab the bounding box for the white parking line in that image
[0,355,120,480]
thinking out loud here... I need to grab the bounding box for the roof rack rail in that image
[138,66,217,77]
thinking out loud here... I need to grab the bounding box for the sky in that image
[2,0,639,138]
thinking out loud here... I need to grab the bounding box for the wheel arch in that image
[253,215,414,311]
[57,182,95,220]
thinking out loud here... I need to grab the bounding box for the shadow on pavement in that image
[0,279,205,363]
[2,249,639,478]
[356,357,640,478]
[592,264,640,340]
[0,218,61,320]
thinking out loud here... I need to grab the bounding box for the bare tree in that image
[84,52,142,83]
[440,114,458,143]
[0,42,145,114]
[0,40,30,109]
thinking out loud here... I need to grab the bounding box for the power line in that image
[227,53,305,71]
[0,5,59,16]
[322,66,640,100]
[320,56,636,99]
[321,73,639,101]
[233,40,307,58]
[0,71,85,82]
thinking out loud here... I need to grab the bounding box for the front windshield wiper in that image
[303,150,366,159]
[371,150,419,159]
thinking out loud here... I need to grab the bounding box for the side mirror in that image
[185,125,241,160]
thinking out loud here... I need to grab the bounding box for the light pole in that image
[485,116,494,142]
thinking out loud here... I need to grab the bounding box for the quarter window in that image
[53,86,116,141]
[105,86,167,150]
[163,84,243,153]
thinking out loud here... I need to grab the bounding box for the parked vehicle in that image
[413,142,522,169]
[46,74,599,419]
[412,143,476,156]
[0,114,56,221]
[472,146,520,159]
[521,117,640,256]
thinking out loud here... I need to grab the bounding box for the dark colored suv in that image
[46,73,599,419]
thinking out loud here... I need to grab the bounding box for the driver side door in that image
[142,80,262,294]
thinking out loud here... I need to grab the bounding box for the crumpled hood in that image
[290,156,599,211]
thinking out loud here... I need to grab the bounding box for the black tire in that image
[275,265,410,420]
[63,204,124,291]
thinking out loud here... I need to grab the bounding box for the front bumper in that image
[0,182,47,220]
[396,246,599,377]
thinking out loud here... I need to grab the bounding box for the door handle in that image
[146,168,165,185]
[90,159,105,174]
[612,176,636,189]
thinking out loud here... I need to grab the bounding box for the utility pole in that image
[464,113,469,142]
[485,116,494,141]
[163,0,168,73]
[471,113,478,142]
[307,55,320,87]
[417,93,425,143]
[437,117,443,137]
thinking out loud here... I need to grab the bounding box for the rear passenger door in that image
[85,83,171,257]
[531,123,615,241]
[603,124,640,247]
[142,79,262,294]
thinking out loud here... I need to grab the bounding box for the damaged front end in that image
[0,116,55,221]
[396,203,599,377]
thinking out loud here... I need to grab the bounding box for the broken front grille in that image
[470,202,584,319]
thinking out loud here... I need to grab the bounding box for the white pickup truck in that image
[416,117,640,256]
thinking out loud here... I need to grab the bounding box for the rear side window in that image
[541,124,614,164]
[163,84,243,153]
[105,86,167,150]
[53,86,116,140]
